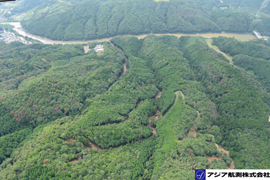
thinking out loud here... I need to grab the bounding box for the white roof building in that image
[94,44,104,52]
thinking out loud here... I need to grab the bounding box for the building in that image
[0,30,31,45]
[94,44,104,52]
[253,31,262,39]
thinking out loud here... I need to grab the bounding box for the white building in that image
[94,44,104,52]
[0,30,31,45]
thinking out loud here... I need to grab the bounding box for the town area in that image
[0,28,31,44]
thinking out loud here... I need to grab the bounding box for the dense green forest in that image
[0,34,270,179]
[3,0,269,41]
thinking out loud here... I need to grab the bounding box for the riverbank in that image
[1,22,269,45]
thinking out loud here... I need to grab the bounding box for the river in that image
[1,22,269,45]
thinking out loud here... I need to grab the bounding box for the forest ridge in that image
[0,34,269,179]
[0,0,270,179]
[4,0,270,41]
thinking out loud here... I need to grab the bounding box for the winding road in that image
[1,22,266,45]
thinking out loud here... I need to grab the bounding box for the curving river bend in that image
[1,22,268,45]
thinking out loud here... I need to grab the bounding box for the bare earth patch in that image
[155,91,162,99]
[70,158,79,163]
[65,138,75,143]
[205,144,235,169]
[34,66,41,70]
[41,58,50,63]
[206,155,221,162]
[88,140,102,150]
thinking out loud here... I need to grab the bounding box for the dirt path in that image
[67,91,182,156]
[42,58,50,63]
[204,144,235,169]
[186,110,199,138]
[174,91,181,105]
[147,91,181,137]
[88,139,103,150]
[155,91,162,99]
[65,138,104,151]
[206,155,221,162]
[65,138,75,143]
[148,110,160,136]
[206,39,244,72]
[192,111,200,129]
[123,61,127,73]
[34,66,41,70]
[107,43,128,90]
[256,0,270,16]
[178,90,199,139]
[217,49,231,61]
[180,91,185,100]
[136,100,141,108]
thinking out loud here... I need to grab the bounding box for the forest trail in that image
[184,95,200,139]
[206,155,221,162]
[206,39,233,63]
[256,0,270,16]
[65,138,75,143]
[34,66,41,70]
[68,91,184,154]
[70,159,79,163]
[110,41,127,80]
[205,143,235,169]
[192,111,200,129]
[107,42,127,90]
[41,58,50,63]
[136,100,141,108]
[88,139,103,150]
[65,137,104,151]
[155,91,162,99]
[123,61,127,73]
[206,39,243,71]
[148,91,181,137]
[148,110,160,136]
[174,91,181,105]
[180,91,185,100]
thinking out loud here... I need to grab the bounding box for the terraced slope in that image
[0,36,269,179]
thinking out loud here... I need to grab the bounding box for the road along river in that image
[1,22,269,45]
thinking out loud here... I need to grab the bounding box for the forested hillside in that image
[5,0,269,41]
[0,34,269,179]
[213,36,270,92]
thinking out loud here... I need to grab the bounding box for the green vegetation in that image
[0,35,270,179]
[212,37,270,60]
[6,0,268,41]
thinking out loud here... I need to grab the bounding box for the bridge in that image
[253,31,262,39]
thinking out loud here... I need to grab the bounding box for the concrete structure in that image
[253,31,262,39]
[94,44,104,52]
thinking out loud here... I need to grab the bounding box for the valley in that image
[1,22,268,45]
[0,0,270,179]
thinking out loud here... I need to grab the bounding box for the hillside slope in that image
[6,0,269,41]
[0,35,269,179]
